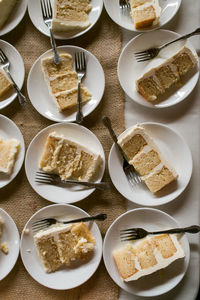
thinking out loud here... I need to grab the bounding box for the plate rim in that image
[0,207,20,281]
[108,121,193,206]
[117,29,199,109]
[103,207,190,297]
[20,203,103,290]
[27,0,104,40]
[27,45,105,123]
[0,114,25,189]
[103,0,182,33]
[25,122,106,204]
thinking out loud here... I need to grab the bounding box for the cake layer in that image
[39,132,102,181]
[0,69,12,98]
[34,222,95,273]
[136,46,198,102]
[0,137,20,174]
[0,0,17,29]
[52,0,91,32]
[49,71,78,94]
[118,125,178,193]
[113,234,185,281]
[42,53,73,78]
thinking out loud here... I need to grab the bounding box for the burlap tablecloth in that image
[0,9,125,300]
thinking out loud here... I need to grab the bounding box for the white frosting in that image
[0,138,20,174]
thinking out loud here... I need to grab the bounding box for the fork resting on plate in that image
[120,225,200,241]
[134,27,200,62]
[32,213,107,233]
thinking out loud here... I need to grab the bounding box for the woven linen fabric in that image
[0,9,125,300]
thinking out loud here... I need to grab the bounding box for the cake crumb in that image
[1,242,9,254]
[23,228,30,235]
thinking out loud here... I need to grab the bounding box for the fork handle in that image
[160,28,200,50]
[76,80,83,123]
[150,225,200,235]
[102,116,128,160]
[49,28,60,65]
[61,179,110,190]
[6,71,27,106]
[63,213,107,224]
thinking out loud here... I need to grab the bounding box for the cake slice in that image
[0,0,17,29]
[39,132,102,181]
[34,222,95,273]
[130,0,161,29]
[0,137,20,175]
[136,46,198,103]
[52,0,92,32]
[0,69,12,98]
[113,234,185,281]
[118,125,178,193]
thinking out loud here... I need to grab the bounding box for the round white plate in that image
[25,122,105,204]
[0,40,25,110]
[27,45,105,123]
[0,208,20,281]
[0,114,25,189]
[28,0,103,40]
[118,29,199,109]
[104,0,181,32]
[108,122,192,206]
[20,204,103,290]
[0,0,28,36]
[103,207,190,297]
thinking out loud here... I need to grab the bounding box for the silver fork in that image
[74,52,86,124]
[102,116,141,187]
[119,0,130,14]
[120,225,200,241]
[32,213,107,233]
[35,171,110,191]
[134,27,200,62]
[0,48,27,106]
[40,0,60,65]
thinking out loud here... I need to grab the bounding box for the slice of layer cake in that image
[0,69,12,98]
[0,137,20,175]
[136,46,198,103]
[118,125,178,193]
[39,131,102,181]
[113,233,185,281]
[41,53,91,111]
[34,222,95,273]
[129,0,161,29]
[0,0,17,29]
[52,0,92,32]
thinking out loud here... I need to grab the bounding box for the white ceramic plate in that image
[103,207,190,297]
[28,0,103,40]
[108,122,192,206]
[118,30,199,109]
[104,0,181,32]
[25,122,105,204]
[0,0,28,36]
[27,45,105,123]
[0,114,25,189]
[20,204,103,290]
[0,208,20,281]
[0,40,25,110]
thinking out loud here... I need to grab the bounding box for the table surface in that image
[120,0,200,299]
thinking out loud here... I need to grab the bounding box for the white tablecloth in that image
[119,0,200,299]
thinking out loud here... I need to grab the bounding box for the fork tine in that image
[41,0,46,19]
[36,172,53,179]
[81,52,86,70]
[134,53,150,58]
[0,48,6,60]
[35,179,52,184]
[136,57,151,62]
[47,0,52,17]
[134,50,149,55]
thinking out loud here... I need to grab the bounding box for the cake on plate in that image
[0,69,12,98]
[52,0,92,33]
[136,46,198,103]
[113,233,185,281]
[0,0,17,29]
[0,137,20,175]
[41,53,91,111]
[118,125,178,193]
[39,131,102,181]
[129,0,161,29]
[34,222,95,273]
